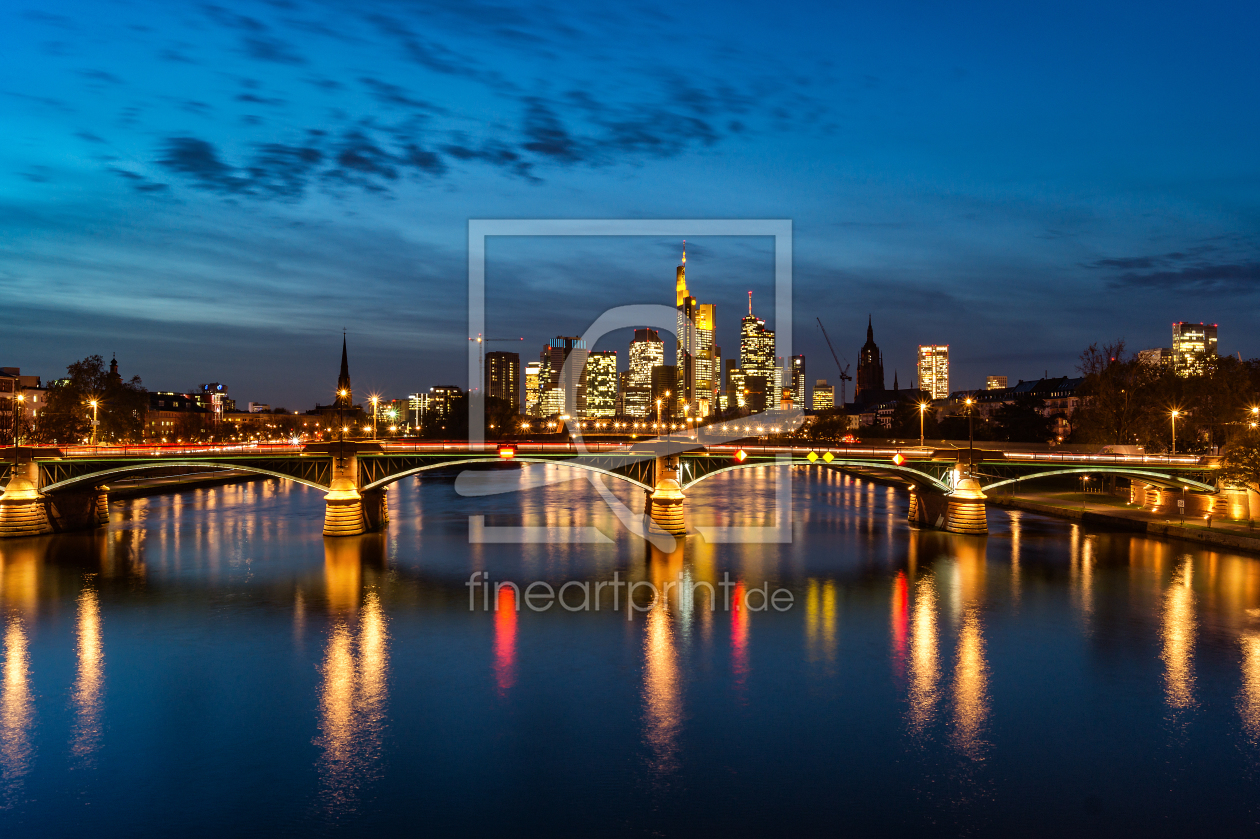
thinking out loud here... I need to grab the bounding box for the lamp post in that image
[964,396,975,471]
[370,395,379,440]
[11,392,24,448]
[918,401,928,449]
[1170,408,1180,456]
[89,399,99,446]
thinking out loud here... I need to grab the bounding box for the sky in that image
[2,0,1258,409]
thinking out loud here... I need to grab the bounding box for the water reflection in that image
[1240,631,1260,743]
[731,581,749,695]
[642,597,681,778]
[891,571,908,684]
[1,613,33,801]
[315,539,391,816]
[71,579,104,763]
[805,579,838,672]
[951,607,988,758]
[493,587,517,696]
[1162,559,1197,713]
[907,575,939,734]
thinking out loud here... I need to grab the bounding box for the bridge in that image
[0,439,1227,539]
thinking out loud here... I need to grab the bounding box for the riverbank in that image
[989,491,1260,554]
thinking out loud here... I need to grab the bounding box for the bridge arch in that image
[982,467,1215,494]
[359,456,655,493]
[679,459,953,494]
[39,460,330,493]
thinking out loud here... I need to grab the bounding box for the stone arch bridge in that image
[0,442,1223,539]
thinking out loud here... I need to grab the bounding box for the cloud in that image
[109,167,168,193]
[359,77,440,112]
[158,130,444,199]
[75,130,106,143]
[76,69,125,84]
[1107,261,1260,294]
[521,99,585,163]
[236,92,286,106]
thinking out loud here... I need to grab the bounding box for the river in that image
[1,464,1259,837]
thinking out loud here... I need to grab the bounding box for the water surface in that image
[2,465,1259,837]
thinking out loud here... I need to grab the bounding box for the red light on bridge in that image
[892,452,905,466]
[734,449,748,463]
[498,445,516,460]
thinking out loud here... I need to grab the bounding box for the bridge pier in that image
[0,459,52,538]
[646,457,686,536]
[361,487,389,531]
[945,477,988,535]
[323,451,365,537]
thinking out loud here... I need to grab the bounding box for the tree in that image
[1072,340,1159,446]
[1221,434,1260,493]
[806,408,853,443]
[32,355,147,444]
[991,394,1054,443]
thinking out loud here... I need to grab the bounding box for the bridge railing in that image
[56,443,305,458]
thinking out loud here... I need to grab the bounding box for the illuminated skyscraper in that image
[812,379,834,410]
[695,302,717,416]
[541,337,587,417]
[584,351,617,417]
[675,245,697,417]
[917,344,949,400]
[1172,322,1218,376]
[627,328,663,417]
[791,355,806,407]
[524,361,543,416]
[485,351,520,410]
[739,293,776,407]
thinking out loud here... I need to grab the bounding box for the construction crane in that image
[816,318,852,407]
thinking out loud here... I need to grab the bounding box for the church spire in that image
[893,370,899,390]
[335,333,352,407]
[867,314,873,342]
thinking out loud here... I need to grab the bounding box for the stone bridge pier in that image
[307,442,389,537]
[0,449,110,538]
[907,452,988,535]
[645,455,686,536]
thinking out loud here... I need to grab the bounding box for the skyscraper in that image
[675,245,697,417]
[739,293,776,408]
[627,327,663,417]
[1172,322,1218,376]
[791,355,806,407]
[541,337,588,417]
[695,302,717,417]
[812,379,834,410]
[855,316,884,398]
[584,351,617,417]
[485,351,520,410]
[524,361,543,416]
[917,344,949,400]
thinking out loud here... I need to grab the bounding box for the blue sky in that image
[2,0,1257,408]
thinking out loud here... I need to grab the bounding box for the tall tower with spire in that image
[855,315,885,399]
[335,334,353,407]
[675,242,697,417]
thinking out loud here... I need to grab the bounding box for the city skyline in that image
[3,2,1257,408]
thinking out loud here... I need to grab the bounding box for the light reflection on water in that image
[1,471,1260,834]
[70,581,104,763]
[1,613,33,802]
[1162,558,1197,713]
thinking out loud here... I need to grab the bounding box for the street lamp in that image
[369,395,379,440]
[964,397,976,468]
[1170,409,1181,455]
[918,401,928,449]
[88,399,99,445]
